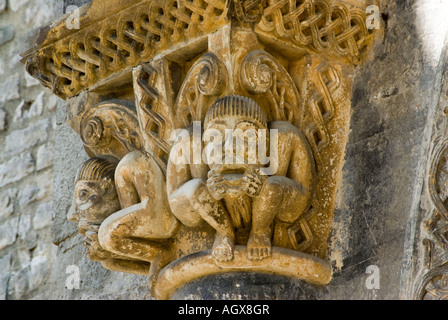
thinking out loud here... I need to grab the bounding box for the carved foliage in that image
[22,0,373,100]
[232,0,266,25]
[304,62,342,154]
[175,52,228,128]
[416,139,448,299]
[240,50,302,125]
[134,63,173,172]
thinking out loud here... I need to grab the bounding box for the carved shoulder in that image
[269,121,316,181]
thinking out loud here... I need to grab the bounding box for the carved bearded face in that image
[203,95,268,176]
[204,118,268,174]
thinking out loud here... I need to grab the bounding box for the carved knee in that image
[168,179,206,227]
[98,216,128,255]
[257,176,310,224]
[256,176,286,204]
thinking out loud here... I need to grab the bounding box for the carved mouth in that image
[217,164,249,175]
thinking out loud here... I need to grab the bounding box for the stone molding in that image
[22,0,374,100]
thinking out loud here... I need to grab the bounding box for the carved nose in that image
[67,199,79,222]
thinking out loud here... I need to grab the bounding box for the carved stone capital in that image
[23,0,379,300]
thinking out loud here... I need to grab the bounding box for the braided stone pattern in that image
[257,0,370,63]
[33,0,229,99]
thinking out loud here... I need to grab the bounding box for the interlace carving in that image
[257,0,371,63]
[415,138,448,300]
[22,0,372,100]
[25,0,229,99]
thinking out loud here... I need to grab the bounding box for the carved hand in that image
[84,230,112,260]
[242,168,266,197]
[206,170,228,201]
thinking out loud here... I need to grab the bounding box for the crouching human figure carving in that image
[166,95,316,262]
[68,156,151,275]
[68,152,180,276]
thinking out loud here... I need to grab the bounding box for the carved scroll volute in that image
[80,100,144,159]
[240,49,302,127]
[175,52,228,128]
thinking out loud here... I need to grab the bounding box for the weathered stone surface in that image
[8,0,31,12]
[0,153,35,188]
[4,118,49,156]
[24,72,40,87]
[17,175,52,209]
[0,254,11,299]
[63,0,92,11]
[0,73,19,103]
[0,0,62,301]
[0,189,15,220]
[29,254,50,289]
[17,185,40,208]
[36,142,54,171]
[17,214,31,241]
[0,25,14,46]
[9,267,29,299]
[33,202,53,230]
[0,0,6,13]
[52,101,87,245]
[25,91,45,119]
[0,107,6,132]
[0,217,19,250]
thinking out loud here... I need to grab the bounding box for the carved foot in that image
[212,232,235,262]
[247,233,272,260]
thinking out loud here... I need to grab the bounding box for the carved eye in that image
[78,189,89,200]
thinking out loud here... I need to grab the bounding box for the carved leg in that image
[169,178,235,262]
[249,176,308,260]
[115,150,180,238]
[198,198,235,262]
[98,213,168,264]
[115,150,155,208]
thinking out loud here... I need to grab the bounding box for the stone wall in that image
[0,0,151,300]
[0,0,63,300]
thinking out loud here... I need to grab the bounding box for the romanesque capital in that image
[22,0,379,299]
